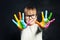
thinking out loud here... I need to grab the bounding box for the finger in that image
[35,21,40,25]
[35,21,44,28]
[48,12,52,20]
[45,10,48,19]
[14,14,19,22]
[45,18,55,28]
[12,19,18,26]
[22,13,24,20]
[18,12,21,20]
[50,18,55,23]
[12,19,23,30]
[12,18,23,30]
[41,11,44,21]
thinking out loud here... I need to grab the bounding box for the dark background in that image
[0,0,60,40]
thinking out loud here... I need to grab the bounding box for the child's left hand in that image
[35,10,55,29]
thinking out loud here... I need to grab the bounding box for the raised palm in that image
[35,10,55,29]
[12,12,27,30]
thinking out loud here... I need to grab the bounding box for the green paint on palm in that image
[44,18,49,23]
[19,22,24,29]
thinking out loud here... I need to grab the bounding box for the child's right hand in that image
[12,12,27,30]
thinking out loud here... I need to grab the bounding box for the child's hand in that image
[12,12,27,30]
[35,10,55,29]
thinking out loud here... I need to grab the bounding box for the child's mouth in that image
[27,19,33,25]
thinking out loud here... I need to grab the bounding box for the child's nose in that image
[29,17,32,20]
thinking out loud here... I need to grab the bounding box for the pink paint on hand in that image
[45,18,55,28]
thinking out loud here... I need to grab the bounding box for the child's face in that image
[24,8,37,26]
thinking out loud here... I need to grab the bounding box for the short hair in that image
[24,5,37,16]
[24,5,36,10]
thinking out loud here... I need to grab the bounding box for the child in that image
[12,5,55,40]
[21,6,43,40]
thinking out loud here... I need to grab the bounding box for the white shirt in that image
[21,24,42,40]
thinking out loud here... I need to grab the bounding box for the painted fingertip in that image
[48,12,52,20]
[45,10,48,18]
[50,18,55,22]
[41,11,43,14]
[22,13,24,20]
[12,19,18,26]
[18,12,21,20]
[14,14,16,17]
[41,11,44,21]
[14,14,19,22]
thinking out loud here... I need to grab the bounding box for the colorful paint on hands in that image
[12,12,27,30]
[12,10,55,30]
[35,10,55,28]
